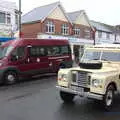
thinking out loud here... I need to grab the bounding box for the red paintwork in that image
[0,38,72,78]
[2,38,69,47]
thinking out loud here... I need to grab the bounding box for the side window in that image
[60,45,71,55]
[47,46,60,56]
[30,46,45,57]
[11,47,25,60]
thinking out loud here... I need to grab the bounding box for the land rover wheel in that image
[103,85,114,110]
[4,71,18,85]
[60,91,75,103]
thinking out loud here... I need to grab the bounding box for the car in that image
[56,44,120,110]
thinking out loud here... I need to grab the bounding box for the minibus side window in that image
[30,46,46,57]
[60,45,71,55]
[47,46,60,56]
[11,47,25,61]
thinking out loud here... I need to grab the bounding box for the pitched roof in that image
[67,10,94,31]
[22,2,71,24]
[22,2,60,24]
[90,20,114,33]
[67,10,84,22]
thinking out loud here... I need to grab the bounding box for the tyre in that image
[4,71,18,85]
[103,85,115,110]
[60,91,75,103]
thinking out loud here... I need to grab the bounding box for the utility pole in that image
[19,0,21,38]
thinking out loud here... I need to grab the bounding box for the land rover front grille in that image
[72,71,88,87]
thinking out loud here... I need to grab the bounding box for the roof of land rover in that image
[89,44,120,49]
[2,38,69,47]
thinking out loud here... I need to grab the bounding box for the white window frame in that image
[84,29,90,39]
[98,31,102,38]
[106,33,110,39]
[45,21,55,33]
[0,12,6,24]
[74,28,80,35]
[0,11,11,24]
[6,13,11,24]
[61,24,69,35]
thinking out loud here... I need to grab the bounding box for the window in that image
[15,14,18,25]
[61,24,69,35]
[45,21,55,33]
[47,45,71,56]
[11,47,25,60]
[98,31,102,38]
[106,33,110,39]
[61,46,71,55]
[0,12,11,24]
[47,46,60,56]
[84,29,90,39]
[0,12,5,23]
[30,46,46,57]
[74,28,80,35]
[6,13,11,24]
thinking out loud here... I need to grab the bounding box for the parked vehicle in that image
[0,38,72,84]
[56,44,120,110]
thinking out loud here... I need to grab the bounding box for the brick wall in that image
[73,24,94,40]
[22,21,42,38]
[22,18,94,40]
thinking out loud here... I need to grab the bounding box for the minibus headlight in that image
[58,74,68,82]
[92,79,102,87]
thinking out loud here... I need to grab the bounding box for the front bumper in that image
[56,85,103,100]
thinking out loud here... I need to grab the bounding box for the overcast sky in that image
[7,0,120,25]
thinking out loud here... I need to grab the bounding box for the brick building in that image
[22,2,95,61]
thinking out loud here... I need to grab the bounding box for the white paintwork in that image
[37,34,94,45]
[0,0,18,37]
[116,35,120,42]
[75,14,90,27]
[47,6,68,22]
[95,31,115,44]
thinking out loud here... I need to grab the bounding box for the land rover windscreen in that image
[81,48,120,62]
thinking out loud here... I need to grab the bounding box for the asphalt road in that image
[0,75,120,120]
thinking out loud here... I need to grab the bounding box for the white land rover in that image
[56,44,120,110]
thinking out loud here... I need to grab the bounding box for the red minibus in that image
[0,38,72,84]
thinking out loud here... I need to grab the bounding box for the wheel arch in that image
[3,67,20,78]
[106,82,117,91]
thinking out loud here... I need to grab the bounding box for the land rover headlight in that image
[58,74,68,82]
[92,79,103,87]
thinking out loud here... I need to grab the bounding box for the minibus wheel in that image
[4,71,18,85]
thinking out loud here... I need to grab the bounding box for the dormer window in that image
[45,21,55,33]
